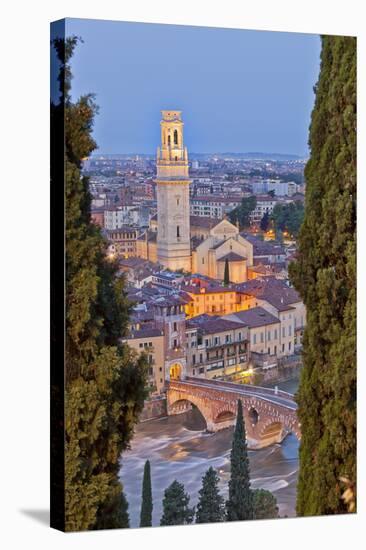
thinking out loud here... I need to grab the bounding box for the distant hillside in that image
[207,152,303,160]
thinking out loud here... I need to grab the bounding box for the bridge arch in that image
[259,416,301,443]
[248,407,259,425]
[168,396,208,429]
[214,409,236,424]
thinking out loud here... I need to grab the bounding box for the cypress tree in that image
[226,400,253,521]
[140,460,153,527]
[223,258,230,286]
[260,211,270,232]
[52,36,148,531]
[289,36,356,515]
[160,480,195,526]
[252,489,279,520]
[196,467,225,524]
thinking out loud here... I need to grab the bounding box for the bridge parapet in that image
[184,376,296,402]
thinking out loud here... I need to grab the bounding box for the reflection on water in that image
[120,377,300,528]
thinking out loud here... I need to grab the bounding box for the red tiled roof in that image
[218,252,246,262]
[225,307,280,328]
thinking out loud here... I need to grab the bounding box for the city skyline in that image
[63,18,321,156]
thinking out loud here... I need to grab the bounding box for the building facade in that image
[125,328,165,395]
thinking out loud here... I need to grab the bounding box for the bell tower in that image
[156,110,191,272]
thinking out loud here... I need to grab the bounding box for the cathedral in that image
[138,110,254,283]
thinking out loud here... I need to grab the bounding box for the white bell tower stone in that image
[156,110,191,272]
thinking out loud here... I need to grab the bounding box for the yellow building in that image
[124,328,165,395]
[183,278,258,319]
[136,231,158,263]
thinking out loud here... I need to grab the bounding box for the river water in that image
[120,377,299,527]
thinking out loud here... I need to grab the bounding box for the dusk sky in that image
[64,18,321,156]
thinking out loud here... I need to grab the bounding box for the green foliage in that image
[160,480,195,526]
[196,467,225,524]
[223,258,230,286]
[226,400,253,521]
[271,201,304,238]
[260,211,270,232]
[229,196,256,228]
[252,489,279,520]
[53,36,148,531]
[289,36,356,516]
[140,460,153,527]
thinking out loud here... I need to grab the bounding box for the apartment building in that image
[186,317,249,379]
[124,328,165,394]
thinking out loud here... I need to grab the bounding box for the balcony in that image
[206,338,248,350]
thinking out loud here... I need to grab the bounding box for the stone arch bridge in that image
[166,377,300,449]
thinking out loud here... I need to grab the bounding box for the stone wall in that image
[140,396,167,422]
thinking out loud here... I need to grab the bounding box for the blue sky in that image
[64,18,321,156]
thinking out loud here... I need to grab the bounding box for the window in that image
[192,354,196,365]
[274,329,278,339]
[253,333,257,345]
[139,343,143,348]
[282,327,285,337]
[282,343,285,352]
[289,341,292,351]
[268,347,271,355]
[202,257,205,264]
[289,326,292,336]
[174,129,178,145]
[268,330,271,341]
[159,367,162,372]
[260,332,264,343]
[168,134,171,145]
[177,226,180,238]
[238,332,242,341]
[173,322,177,332]
[200,353,203,363]
[173,339,177,348]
